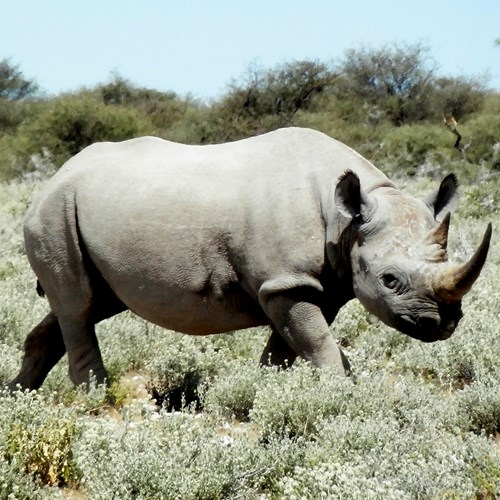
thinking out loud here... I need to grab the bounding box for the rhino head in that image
[335,172,492,342]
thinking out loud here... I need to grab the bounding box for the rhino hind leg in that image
[7,312,66,391]
[7,289,127,391]
[54,282,127,387]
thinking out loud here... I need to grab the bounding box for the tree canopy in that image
[0,59,38,101]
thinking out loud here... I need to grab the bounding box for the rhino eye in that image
[382,273,399,290]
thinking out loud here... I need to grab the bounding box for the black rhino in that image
[7,128,492,390]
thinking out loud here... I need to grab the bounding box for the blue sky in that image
[2,0,499,100]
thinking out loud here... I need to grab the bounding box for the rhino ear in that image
[335,171,371,220]
[424,174,459,222]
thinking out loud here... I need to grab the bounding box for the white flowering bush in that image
[0,169,499,498]
[276,414,499,499]
[203,359,264,420]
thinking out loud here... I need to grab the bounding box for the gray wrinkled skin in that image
[7,128,491,390]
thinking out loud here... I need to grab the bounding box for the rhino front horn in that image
[433,223,492,302]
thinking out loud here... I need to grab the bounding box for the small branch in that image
[443,116,463,153]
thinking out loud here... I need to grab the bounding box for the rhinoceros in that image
[7,127,492,390]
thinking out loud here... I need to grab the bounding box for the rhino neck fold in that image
[325,233,356,300]
[364,179,397,194]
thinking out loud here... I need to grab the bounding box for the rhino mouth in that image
[399,308,462,342]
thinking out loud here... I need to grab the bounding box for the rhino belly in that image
[82,228,268,335]
[108,280,268,335]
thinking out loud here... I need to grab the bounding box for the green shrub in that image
[0,391,80,488]
[429,76,486,121]
[142,332,233,411]
[98,74,193,131]
[372,123,452,177]
[461,112,500,168]
[6,416,76,486]
[201,60,333,143]
[462,183,500,219]
[0,94,154,180]
[0,99,41,135]
[456,379,500,436]
[203,361,264,420]
[249,366,419,440]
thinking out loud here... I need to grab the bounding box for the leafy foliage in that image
[0,59,38,101]
[333,43,486,126]
[0,59,40,134]
[98,74,193,131]
[334,43,436,126]
[200,60,334,143]
[0,94,154,180]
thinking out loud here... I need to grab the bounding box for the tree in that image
[98,74,190,130]
[430,76,485,121]
[0,59,38,101]
[205,60,335,142]
[0,59,39,133]
[333,43,487,126]
[334,43,436,125]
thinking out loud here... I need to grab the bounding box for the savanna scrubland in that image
[0,44,499,498]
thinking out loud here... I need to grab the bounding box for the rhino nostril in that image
[418,314,441,330]
[442,319,457,334]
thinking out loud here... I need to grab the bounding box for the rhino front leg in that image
[262,295,349,375]
[7,312,66,391]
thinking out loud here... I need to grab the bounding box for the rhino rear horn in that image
[423,212,451,250]
[433,223,492,302]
